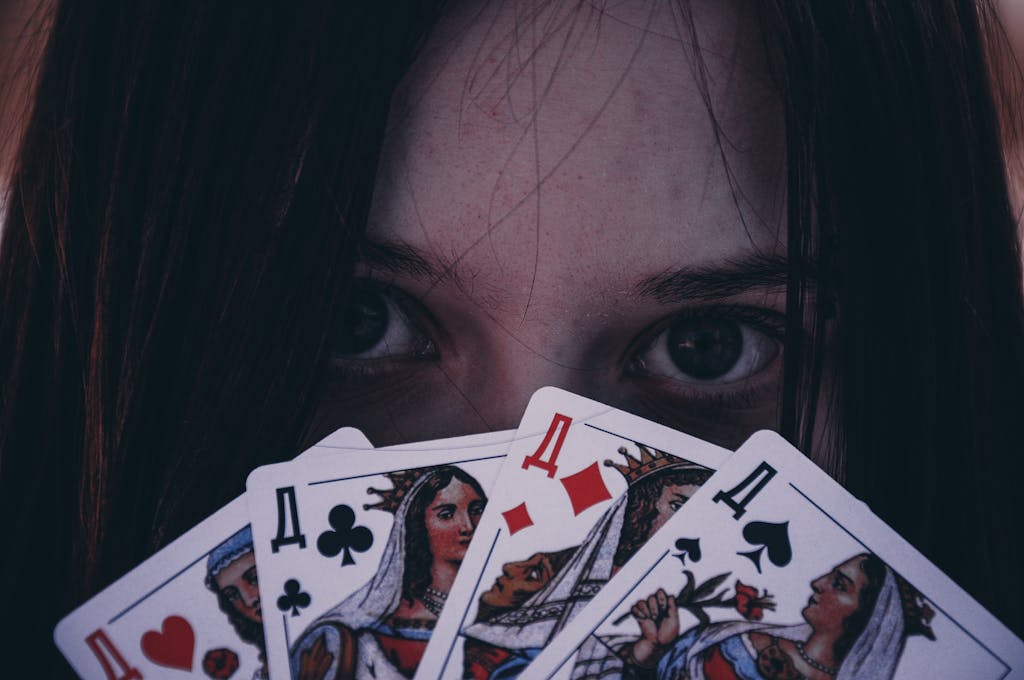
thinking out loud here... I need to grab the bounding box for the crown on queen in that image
[604,444,709,487]
[364,467,438,514]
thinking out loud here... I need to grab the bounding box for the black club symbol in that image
[317,504,374,566]
[276,579,311,617]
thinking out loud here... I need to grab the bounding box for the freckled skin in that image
[313,0,790,455]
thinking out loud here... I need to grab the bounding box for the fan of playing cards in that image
[54,387,1024,679]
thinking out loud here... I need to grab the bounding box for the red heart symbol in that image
[140,615,195,671]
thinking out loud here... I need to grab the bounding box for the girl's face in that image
[314,0,786,450]
[425,478,486,564]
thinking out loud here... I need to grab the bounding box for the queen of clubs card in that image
[289,465,487,680]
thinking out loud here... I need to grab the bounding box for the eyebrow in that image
[835,570,855,587]
[359,240,811,303]
[359,240,448,281]
[634,253,813,304]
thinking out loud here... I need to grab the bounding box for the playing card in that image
[246,431,517,680]
[521,431,1024,680]
[415,387,730,680]
[54,427,372,680]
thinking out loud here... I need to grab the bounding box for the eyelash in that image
[329,281,438,377]
[329,281,785,408]
[624,304,784,389]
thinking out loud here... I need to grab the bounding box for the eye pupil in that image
[334,286,389,354]
[667,317,742,380]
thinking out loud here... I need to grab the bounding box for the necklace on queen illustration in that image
[420,586,448,617]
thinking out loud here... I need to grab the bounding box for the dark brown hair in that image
[756,1,1024,635]
[0,3,447,676]
[1,3,1021,676]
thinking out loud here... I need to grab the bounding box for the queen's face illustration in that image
[424,478,486,564]
[480,552,560,610]
[650,481,702,537]
[214,551,262,624]
[803,555,870,634]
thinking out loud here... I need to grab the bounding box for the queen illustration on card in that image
[289,465,487,680]
[599,552,936,680]
[205,526,269,679]
[460,446,713,679]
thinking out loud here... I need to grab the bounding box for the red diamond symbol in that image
[560,462,613,516]
[501,502,534,535]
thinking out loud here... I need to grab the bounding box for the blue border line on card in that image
[583,424,696,463]
[283,613,291,651]
[544,549,670,678]
[583,424,650,448]
[108,525,254,624]
[440,528,503,677]
[308,454,507,486]
[789,482,1011,679]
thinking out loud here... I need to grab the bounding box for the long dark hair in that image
[0,2,447,676]
[402,466,487,606]
[756,1,1024,634]
[1,2,1021,676]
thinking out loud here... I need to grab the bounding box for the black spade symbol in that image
[674,537,702,566]
[739,520,792,572]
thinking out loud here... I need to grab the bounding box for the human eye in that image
[244,567,258,586]
[627,306,783,389]
[223,587,240,602]
[469,501,485,516]
[329,279,437,375]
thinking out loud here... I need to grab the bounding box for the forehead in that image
[214,551,255,583]
[431,476,478,502]
[660,481,701,493]
[837,556,869,585]
[367,0,783,317]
